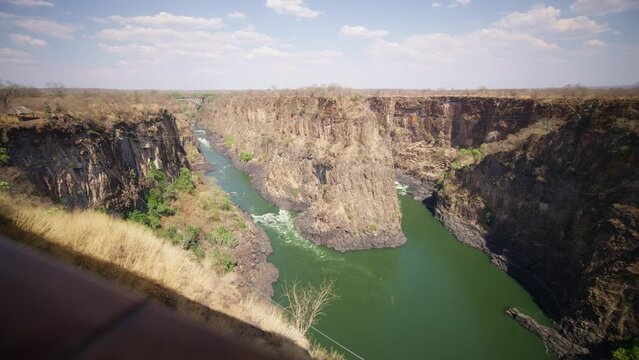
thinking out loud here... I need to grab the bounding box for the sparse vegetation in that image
[283,280,338,336]
[612,340,639,360]
[209,225,237,247]
[0,181,9,191]
[211,248,235,274]
[0,146,9,165]
[224,135,235,148]
[239,150,253,162]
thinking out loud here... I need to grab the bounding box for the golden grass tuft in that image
[0,193,310,357]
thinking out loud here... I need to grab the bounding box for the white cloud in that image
[265,0,320,18]
[9,34,47,46]
[0,13,80,39]
[368,28,558,64]
[585,39,607,47]
[228,11,246,20]
[339,25,388,39]
[94,14,278,66]
[98,43,157,55]
[495,5,606,34]
[571,0,639,15]
[0,0,53,7]
[246,46,341,65]
[432,2,442,8]
[110,12,224,30]
[0,47,32,63]
[246,46,291,58]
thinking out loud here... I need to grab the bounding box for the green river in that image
[195,130,554,360]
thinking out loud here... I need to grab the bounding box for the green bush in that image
[173,167,195,192]
[183,225,200,250]
[368,223,377,232]
[484,210,495,225]
[612,342,639,360]
[210,226,237,247]
[220,196,232,211]
[224,136,235,148]
[164,226,181,245]
[0,180,9,191]
[239,150,253,162]
[211,249,235,274]
[0,147,9,165]
[192,246,206,261]
[126,210,147,225]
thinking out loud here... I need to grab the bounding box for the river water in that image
[196,130,554,360]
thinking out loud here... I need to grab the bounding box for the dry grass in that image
[1,89,191,128]
[212,84,639,100]
[0,192,310,357]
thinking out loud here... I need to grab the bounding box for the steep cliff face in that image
[200,96,405,251]
[370,96,575,190]
[1,111,188,212]
[434,100,639,354]
[202,93,637,355]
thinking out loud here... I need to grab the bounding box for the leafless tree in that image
[283,280,338,336]
[0,80,21,111]
[47,82,65,97]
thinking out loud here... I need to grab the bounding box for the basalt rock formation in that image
[1,111,188,212]
[433,99,639,357]
[200,96,406,251]
[201,93,638,357]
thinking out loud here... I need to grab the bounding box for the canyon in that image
[200,93,638,357]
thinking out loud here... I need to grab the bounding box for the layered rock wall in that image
[202,94,638,355]
[1,111,188,212]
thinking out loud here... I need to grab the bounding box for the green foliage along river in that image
[196,130,554,360]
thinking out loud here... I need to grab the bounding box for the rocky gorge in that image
[200,93,638,358]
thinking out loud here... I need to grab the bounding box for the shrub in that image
[164,226,180,245]
[283,280,337,336]
[192,246,206,261]
[612,340,639,360]
[126,210,147,225]
[224,136,235,148]
[484,210,495,225]
[0,147,9,165]
[211,249,235,274]
[239,150,253,162]
[183,225,200,250]
[173,167,195,192]
[368,223,377,232]
[0,180,9,191]
[220,196,232,211]
[210,226,237,247]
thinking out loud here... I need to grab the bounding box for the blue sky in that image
[0,0,638,89]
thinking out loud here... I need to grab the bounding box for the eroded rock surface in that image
[200,94,638,357]
[2,111,187,212]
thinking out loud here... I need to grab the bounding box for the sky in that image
[0,0,638,90]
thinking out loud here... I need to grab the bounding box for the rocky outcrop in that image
[200,96,406,251]
[506,308,590,358]
[1,111,188,212]
[433,99,639,357]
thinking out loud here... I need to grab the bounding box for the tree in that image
[283,280,338,336]
[47,82,65,97]
[0,80,21,111]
